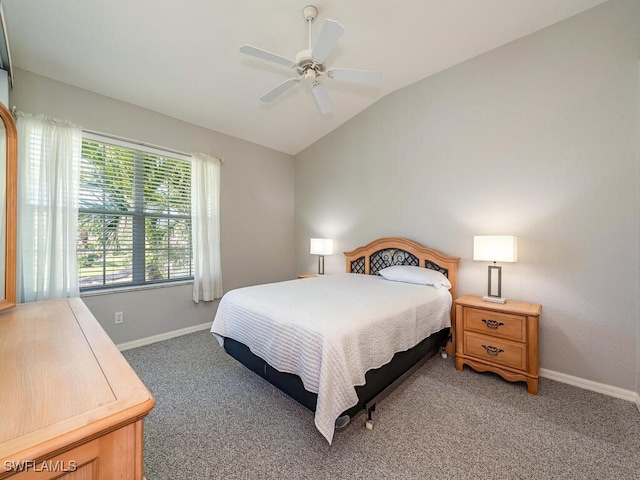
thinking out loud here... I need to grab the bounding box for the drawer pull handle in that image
[482,319,504,329]
[481,345,504,356]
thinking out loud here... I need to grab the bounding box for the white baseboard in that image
[540,368,639,404]
[118,329,640,413]
[116,322,212,352]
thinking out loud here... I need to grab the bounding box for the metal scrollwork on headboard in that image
[425,260,448,277]
[349,250,449,277]
[370,248,419,275]
[351,257,365,274]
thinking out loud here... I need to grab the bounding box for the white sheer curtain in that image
[191,152,223,302]
[16,113,82,303]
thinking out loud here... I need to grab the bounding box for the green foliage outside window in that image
[78,139,192,290]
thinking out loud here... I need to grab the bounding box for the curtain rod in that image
[83,128,189,158]
[8,110,224,165]
[8,111,223,165]
[84,128,224,164]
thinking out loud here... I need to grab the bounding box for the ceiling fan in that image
[239,5,382,114]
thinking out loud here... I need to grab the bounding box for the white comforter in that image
[211,273,452,444]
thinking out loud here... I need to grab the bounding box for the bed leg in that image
[439,346,447,359]
[365,404,375,430]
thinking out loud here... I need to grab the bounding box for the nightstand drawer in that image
[464,307,526,342]
[463,331,526,371]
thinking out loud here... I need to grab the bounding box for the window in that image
[78,134,192,290]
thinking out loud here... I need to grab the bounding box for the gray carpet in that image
[123,330,640,479]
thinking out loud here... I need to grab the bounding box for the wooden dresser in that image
[0,298,154,479]
[455,295,542,394]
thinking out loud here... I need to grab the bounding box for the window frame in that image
[78,132,193,292]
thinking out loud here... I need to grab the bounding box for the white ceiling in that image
[2,0,607,155]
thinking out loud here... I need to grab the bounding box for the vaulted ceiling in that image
[3,0,608,155]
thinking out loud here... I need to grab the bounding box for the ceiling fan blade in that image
[260,78,299,102]
[312,19,344,63]
[328,68,382,86]
[312,82,333,114]
[240,44,294,68]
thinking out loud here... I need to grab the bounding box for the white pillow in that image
[378,265,451,289]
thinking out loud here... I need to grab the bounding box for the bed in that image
[211,237,459,444]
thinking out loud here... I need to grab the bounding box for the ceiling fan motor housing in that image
[295,49,325,76]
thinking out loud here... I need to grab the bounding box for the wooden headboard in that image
[344,237,459,299]
[344,237,460,353]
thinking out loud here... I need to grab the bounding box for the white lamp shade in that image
[473,235,518,263]
[310,238,333,255]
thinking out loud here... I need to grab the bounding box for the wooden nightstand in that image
[297,273,318,279]
[454,295,542,394]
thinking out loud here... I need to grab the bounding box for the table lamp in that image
[310,238,333,275]
[473,235,517,304]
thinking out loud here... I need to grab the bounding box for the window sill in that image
[80,280,193,297]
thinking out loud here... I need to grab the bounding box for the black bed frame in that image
[223,328,449,425]
[220,238,459,432]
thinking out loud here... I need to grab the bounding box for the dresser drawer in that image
[464,307,526,342]
[463,331,527,371]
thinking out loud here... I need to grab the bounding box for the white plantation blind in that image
[78,134,192,290]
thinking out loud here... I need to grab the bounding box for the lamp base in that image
[482,295,507,304]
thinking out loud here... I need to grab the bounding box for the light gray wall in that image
[295,0,640,392]
[10,68,295,344]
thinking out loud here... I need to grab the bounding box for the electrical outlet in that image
[115,311,124,324]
